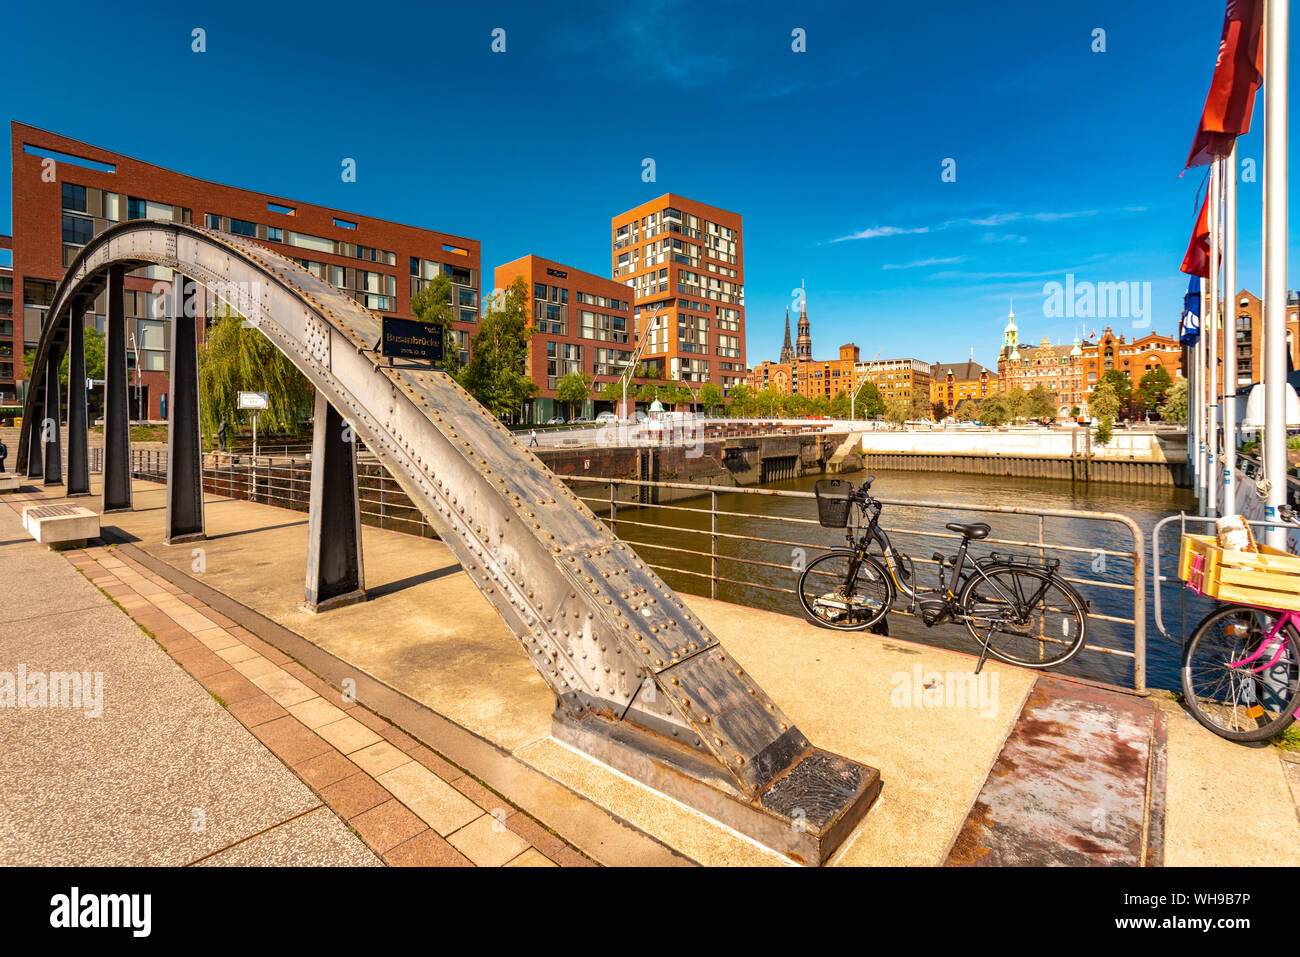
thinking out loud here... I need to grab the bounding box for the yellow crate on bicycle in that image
[1178,533,1300,611]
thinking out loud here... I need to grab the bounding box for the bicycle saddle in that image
[946,522,990,540]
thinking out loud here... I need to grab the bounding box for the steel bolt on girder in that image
[15,222,881,864]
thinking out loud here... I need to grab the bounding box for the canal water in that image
[600,469,1206,691]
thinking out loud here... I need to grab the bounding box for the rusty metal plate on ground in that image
[946,675,1164,866]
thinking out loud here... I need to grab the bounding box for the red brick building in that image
[493,255,637,422]
[0,232,13,411]
[9,122,481,418]
[610,194,746,394]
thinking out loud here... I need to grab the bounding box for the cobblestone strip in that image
[3,490,591,867]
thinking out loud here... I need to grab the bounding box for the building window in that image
[127,197,146,220]
[230,218,256,237]
[62,214,93,245]
[205,213,220,229]
[267,226,283,242]
[61,183,87,212]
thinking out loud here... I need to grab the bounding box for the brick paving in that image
[2,488,591,868]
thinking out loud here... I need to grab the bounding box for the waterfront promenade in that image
[2,475,1297,866]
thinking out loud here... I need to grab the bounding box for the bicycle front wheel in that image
[1181,605,1300,742]
[958,565,1088,668]
[797,550,892,631]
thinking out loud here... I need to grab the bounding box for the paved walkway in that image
[5,473,1299,866]
[0,485,590,867]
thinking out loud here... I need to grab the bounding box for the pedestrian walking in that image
[0,437,7,473]
[528,429,539,448]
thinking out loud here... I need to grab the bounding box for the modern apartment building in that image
[9,122,481,418]
[493,254,638,422]
[610,194,746,394]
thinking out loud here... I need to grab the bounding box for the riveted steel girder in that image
[16,222,880,864]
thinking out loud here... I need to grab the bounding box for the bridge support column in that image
[304,391,365,612]
[67,300,91,496]
[25,384,44,480]
[164,273,204,544]
[103,264,133,513]
[42,353,62,487]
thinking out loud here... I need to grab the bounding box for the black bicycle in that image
[797,478,1089,672]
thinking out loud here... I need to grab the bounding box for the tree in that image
[853,381,885,418]
[1003,386,1028,423]
[461,277,539,420]
[409,273,461,378]
[1158,379,1188,425]
[58,327,107,420]
[884,398,909,427]
[668,382,696,410]
[1097,369,1131,403]
[555,371,592,421]
[1069,405,1081,420]
[910,394,932,421]
[1138,366,1172,407]
[199,307,314,439]
[1026,384,1057,421]
[979,393,1011,427]
[955,398,979,422]
[755,387,784,417]
[699,383,723,415]
[726,383,753,417]
[932,400,949,421]
[58,326,106,386]
[1089,378,1122,420]
[1089,378,1121,446]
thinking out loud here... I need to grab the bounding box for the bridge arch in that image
[18,221,879,863]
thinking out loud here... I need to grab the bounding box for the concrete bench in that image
[22,504,100,550]
[0,474,21,493]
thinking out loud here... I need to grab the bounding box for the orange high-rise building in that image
[610,194,745,394]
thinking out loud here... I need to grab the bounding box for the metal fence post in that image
[711,490,719,600]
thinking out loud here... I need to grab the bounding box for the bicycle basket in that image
[814,479,855,528]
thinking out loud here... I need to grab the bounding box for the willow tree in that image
[198,308,314,441]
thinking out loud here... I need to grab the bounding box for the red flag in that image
[1181,196,1211,277]
[1186,0,1264,168]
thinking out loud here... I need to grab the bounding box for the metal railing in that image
[566,475,1148,690]
[1151,512,1300,641]
[96,449,1149,689]
[114,448,443,540]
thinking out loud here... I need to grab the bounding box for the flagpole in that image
[1223,144,1238,516]
[1208,160,1221,518]
[1197,286,1208,516]
[1263,0,1289,548]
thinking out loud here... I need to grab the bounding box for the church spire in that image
[779,307,795,364]
[796,279,812,360]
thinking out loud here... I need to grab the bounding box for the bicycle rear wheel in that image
[797,550,892,631]
[958,565,1088,668]
[1181,605,1300,742]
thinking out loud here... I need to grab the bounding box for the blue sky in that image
[2,0,1296,369]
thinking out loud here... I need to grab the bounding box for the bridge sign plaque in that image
[380,316,443,366]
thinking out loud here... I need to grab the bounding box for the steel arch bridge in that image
[17,221,879,863]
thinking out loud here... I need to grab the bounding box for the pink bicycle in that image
[1181,508,1300,742]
